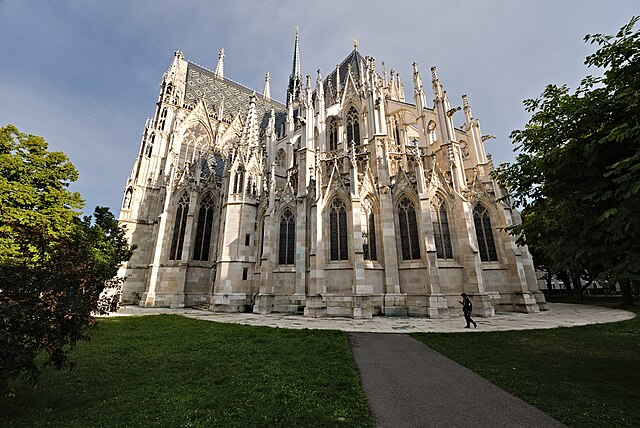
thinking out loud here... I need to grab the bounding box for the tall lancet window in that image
[158,107,168,130]
[346,107,360,146]
[361,198,377,261]
[432,202,453,259]
[233,166,245,194]
[193,193,214,261]
[398,196,421,261]
[329,197,348,261]
[473,204,498,262]
[169,193,190,260]
[278,208,295,265]
[328,118,338,151]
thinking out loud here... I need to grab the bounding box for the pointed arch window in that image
[328,118,338,151]
[329,197,348,261]
[276,148,286,168]
[122,188,133,209]
[279,208,295,265]
[193,193,214,261]
[432,202,453,259]
[473,204,498,262]
[233,166,245,194]
[361,198,377,261]
[398,196,421,260]
[145,134,155,158]
[158,107,168,130]
[169,193,190,260]
[346,107,360,146]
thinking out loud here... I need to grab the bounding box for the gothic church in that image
[118,32,547,318]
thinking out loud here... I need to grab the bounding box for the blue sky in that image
[0,1,636,215]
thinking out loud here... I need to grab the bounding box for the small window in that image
[245,233,251,246]
[242,268,248,280]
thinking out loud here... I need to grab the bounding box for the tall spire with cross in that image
[287,26,302,106]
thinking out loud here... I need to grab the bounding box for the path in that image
[348,333,565,427]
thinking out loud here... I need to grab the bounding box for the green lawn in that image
[412,297,639,428]
[1,315,373,428]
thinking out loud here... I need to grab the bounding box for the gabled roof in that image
[323,49,365,96]
[184,62,287,130]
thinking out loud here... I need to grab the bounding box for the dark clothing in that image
[461,296,477,328]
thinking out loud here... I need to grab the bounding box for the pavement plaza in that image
[114,302,634,332]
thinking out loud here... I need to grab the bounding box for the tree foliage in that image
[0,125,135,394]
[494,17,640,304]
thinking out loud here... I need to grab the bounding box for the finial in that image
[214,48,225,79]
[431,66,438,81]
[412,62,419,75]
[353,36,358,50]
[462,94,470,109]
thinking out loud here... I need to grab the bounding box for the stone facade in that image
[118,33,548,318]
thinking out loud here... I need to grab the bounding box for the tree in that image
[0,125,134,394]
[494,17,640,305]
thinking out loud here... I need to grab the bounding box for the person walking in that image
[459,293,477,328]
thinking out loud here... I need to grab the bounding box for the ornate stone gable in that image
[392,165,416,196]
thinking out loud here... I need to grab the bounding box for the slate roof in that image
[184,63,287,131]
[323,49,365,96]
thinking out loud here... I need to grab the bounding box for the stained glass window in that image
[398,196,421,260]
[346,107,360,146]
[361,199,377,261]
[432,203,453,259]
[473,204,498,262]
[169,193,189,260]
[279,209,295,265]
[330,197,348,261]
[193,193,214,261]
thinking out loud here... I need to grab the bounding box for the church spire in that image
[214,48,224,79]
[287,27,302,105]
[263,72,271,100]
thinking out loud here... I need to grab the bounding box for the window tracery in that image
[193,193,214,261]
[346,107,360,146]
[169,193,189,260]
[398,196,421,260]
[473,204,498,262]
[279,208,295,265]
[329,197,348,261]
[432,202,453,259]
[328,118,338,152]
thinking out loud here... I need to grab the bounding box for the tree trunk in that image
[572,274,584,301]
[557,271,574,298]
[620,279,634,306]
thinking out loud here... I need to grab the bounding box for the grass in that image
[1,315,373,428]
[412,296,640,428]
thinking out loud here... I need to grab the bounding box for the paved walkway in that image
[348,333,565,427]
[114,303,633,333]
[111,303,632,427]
